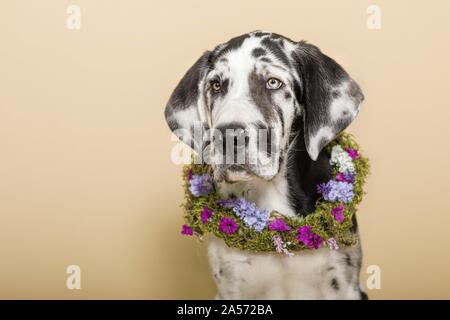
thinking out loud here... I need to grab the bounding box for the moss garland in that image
[181,132,370,253]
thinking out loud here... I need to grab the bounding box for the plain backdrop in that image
[1,0,450,299]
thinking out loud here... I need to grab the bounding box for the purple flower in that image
[317,182,330,195]
[189,174,214,197]
[231,198,270,232]
[219,217,238,235]
[317,180,355,203]
[200,206,213,224]
[297,225,323,249]
[344,147,359,160]
[180,224,193,236]
[331,204,345,223]
[268,218,291,232]
[335,172,355,183]
[216,198,238,208]
[187,168,193,180]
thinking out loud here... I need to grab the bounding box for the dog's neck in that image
[217,117,332,217]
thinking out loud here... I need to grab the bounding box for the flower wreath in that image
[180,133,370,255]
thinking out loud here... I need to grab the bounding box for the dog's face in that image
[165,31,364,182]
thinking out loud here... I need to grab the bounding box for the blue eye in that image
[266,78,283,90]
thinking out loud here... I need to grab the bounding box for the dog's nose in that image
[214,123,248,163]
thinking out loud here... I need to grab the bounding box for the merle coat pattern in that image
[165,31,367,299]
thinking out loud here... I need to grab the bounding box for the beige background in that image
[1,0,449,299]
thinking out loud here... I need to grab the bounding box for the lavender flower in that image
[189,174,214,197]
[297,225,323,249]
[201,206,213,224]
[180,224,193,236]
[232,198,270,232]
[273,235,294,257]
[327,237,339,250]
[331,204,345,223]
[219,217,238,235]
[187,168,193,180]
[335,172,355,183]
[268,218,291,232]
[317,180,354,203]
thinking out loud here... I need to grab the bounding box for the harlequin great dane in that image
[164,31,366,299]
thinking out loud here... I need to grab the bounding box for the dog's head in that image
[165,31,363,182]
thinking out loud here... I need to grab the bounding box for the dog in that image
[164,31,366,299]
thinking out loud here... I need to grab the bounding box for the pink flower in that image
[268,218,291,232]
[181,224,193,236]
[331,204,345,223]
[327,237,340,250]
[200,206,213,224]
[344,147,359,160]
[219,217,238,235]
[273,235,294,257]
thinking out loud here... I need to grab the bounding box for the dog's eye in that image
[266,78,283,90]
[211,81,221,92]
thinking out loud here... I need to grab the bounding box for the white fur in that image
[208,237,362,299]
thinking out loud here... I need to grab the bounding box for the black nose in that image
[214,123,248,163]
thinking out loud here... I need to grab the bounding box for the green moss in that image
[182,132,370,253]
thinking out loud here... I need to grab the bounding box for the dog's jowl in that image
[165,31,366,299]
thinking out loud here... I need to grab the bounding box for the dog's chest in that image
[209,177,362,299]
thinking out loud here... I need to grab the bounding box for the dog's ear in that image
[164,51,211,154]
[292,42,364,160]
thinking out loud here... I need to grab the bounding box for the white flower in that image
[330,145,355,173]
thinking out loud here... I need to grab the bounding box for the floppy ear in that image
[164,51,211,154]
[292,42,364,160]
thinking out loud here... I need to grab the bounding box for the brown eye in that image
[266,78,283,90]
[212,81,221,92]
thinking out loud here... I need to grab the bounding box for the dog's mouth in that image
[213,161,281,183]
[214,165,253,183]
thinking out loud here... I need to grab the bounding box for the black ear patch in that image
[292,42,364,160]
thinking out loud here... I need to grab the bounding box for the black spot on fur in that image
[253,31,271,37]
[261,37,290,66]
[252,47,267,58]
[260,57,272,63]
[248,71,277,123]
[220,78,229,96]
[345,253,353,267]
[284,91,292,100]
[211,34,250,61]
[331,278,340,291]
